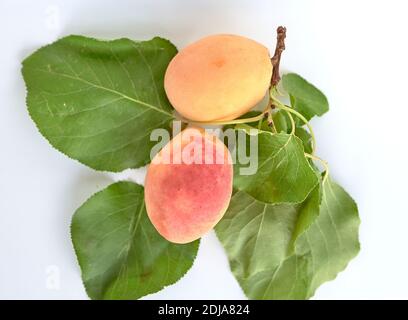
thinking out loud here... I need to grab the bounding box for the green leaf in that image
[294,127,313,154]
[282,73,329,120]
[234,130,318,204]
[215,177,360,299]
[22,35,176,172]
[272,110,289,133]
[295,178,360,295]
[71,181,199,300]
[272,111,313,154]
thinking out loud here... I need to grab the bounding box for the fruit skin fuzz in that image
[145,127,233,244]
[164,34,272,122]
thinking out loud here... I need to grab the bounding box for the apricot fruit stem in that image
[270,94,317,155]
[180,112,266,126]
[266,111,273,127]
[257,115,264,130]
[181,101,274,127]
[285,110,296,135]
[270,88,330,185]
[271,26,287,87]
[305,153,330,183]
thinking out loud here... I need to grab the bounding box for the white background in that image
[1,0,407,299]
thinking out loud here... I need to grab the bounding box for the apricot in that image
[164,34,272,122]
[145,127,233,244]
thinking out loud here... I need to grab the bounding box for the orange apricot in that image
[164,34,272,122]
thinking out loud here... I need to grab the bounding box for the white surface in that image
[1,0,408,299]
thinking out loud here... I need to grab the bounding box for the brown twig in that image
[267,112,274,127]
[270,26,286,87]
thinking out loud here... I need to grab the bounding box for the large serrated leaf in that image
[215,177,360,300]
[296,178,361,296]
[234,130,318,204]
[22,35,176,172]
[71,181,199,300]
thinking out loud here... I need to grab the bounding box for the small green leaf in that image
[294,127,313,154]
[71,181,199,300]
[272,110,289,133]
[234,130,318,204]
[215,177,360,300]
[282,73,329,120]
[272,111,313,154]
[22,35,176,172]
